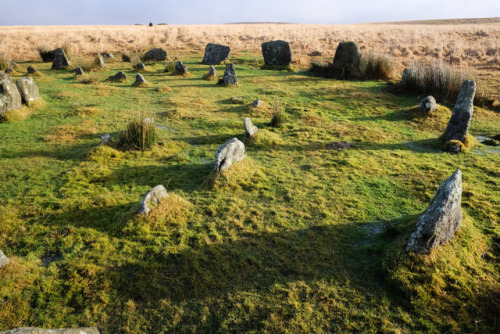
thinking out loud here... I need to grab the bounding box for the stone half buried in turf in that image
[108,71,127,81]
[406,169,462,253]
[202,43,230,65]
[0,249,9,268]
[419,95,437,112]
[244,117,258,138]
[443,80,476,152]
[175,61,189,75]
[0,71,22,115]
[261,40,292,66]
[134,73,147,85]
[137,185,169,215]
[0,328,100,334]
[16,77,40,105]
[214,138,246,172]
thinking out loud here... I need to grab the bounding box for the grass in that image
[310,53,394,80]
[0,54,498,333]
[0,52,11,71]
[270,97,285,127]
[119,116,158,150]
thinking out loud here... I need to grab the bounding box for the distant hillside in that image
[375,17,500,25]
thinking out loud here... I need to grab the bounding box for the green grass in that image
[0,53,499,333]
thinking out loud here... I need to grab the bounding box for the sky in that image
[1,0,499,25]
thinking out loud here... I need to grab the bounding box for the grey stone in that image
[333,41,362,68]
[99,133,112,146]
[96,54,106,69]
[0,249,9,268]
[51,48,70,69]
[175,61,188,75]
[444,80,476,149]
[16,77,40,105]
[214,138,246,172]
[261,40,292,65]
[136,62,145,70]
[137,185,168,214]
[202,43,230,65]
[74,67,84,75]
[103,53,114,58]
[244,117,258,138]
[108,71,127,81]
[5,68,13,73]
[143,48,167,61]
[0,72,22,115]
[0,328,100,334]
[419,95,437,112]
[134,73,146,85]
[252,99,262,108]
[402,68,412,83]
[406,169,463,253]
[27,66,37,74]
[223,63,237,85]
[208,65,216,76]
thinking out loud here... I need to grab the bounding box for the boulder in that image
[202,43,230,65]
[252,99,262,108]
[0,72,22,115]
[51,48,70,69]
[99,133,112,146]
[27,66,37,74]
[134,73,147,85]
[406,169,463,253]
[136,62,145,70]
[214,138,246,172]
[244,117,258,138]
[419,95,437,112]
[0,249,9,268]
[96,54,106,69]
[175,61,188,75]
[143,48,167,61]
[222,63,237,85]
[16,77,40,105]
[137,185,168,214]
[444,80,476,152]
[261,40,292,66]
[74,67,84,75]
[108,71,127,81]
[333,41,362,68]
[0,328,99,334]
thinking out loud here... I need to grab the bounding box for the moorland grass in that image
[0,55,498,333]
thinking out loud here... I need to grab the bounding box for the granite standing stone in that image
[0,72,22,115]
[202,43,231,65]
[208,65,216,76]
[222,63,238,85]
[175,61,188,75]
[244,117,258,138]
[214,138,246,171]
[108,71,127,81]
[261,40,292,66]
[99,133,112,146]
[333,41,362,68]
[16,77,40,105]
[51,48,70,69]
[27,66,37,74]
[444,80,476,147]
[96,54,106,68]
[136,62,145,70]
[134,73,147,85]
[406,169,463,253]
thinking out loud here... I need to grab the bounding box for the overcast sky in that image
[1,0,499,25]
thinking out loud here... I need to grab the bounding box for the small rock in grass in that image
[252,99,262,108]
[99,133,112,146]
[137,185,169,214]
[406,169,463,253]
[103,53,114,58]
[244,117,258,138]
[0,249,9,268]
[326,141,352,150]
[108,71,127,81]
[175,61,188,75]
[136,62,145,70]
[214,138,246,172]
[419,95,437,112]
[27,66,37,74]
[74,67,84,75]
[5,68,13,73]
[143,48,167,61]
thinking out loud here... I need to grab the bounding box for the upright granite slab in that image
[0,71,22,115]
[261,40,292,66]
[444,80,476,150]
[202,43,230,65]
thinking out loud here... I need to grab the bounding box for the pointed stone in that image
[244,117,258,138]
[134,73,146,85]
[137,185,168,214]
[136,62,145,70]
[406,169,463,253]
[175,61,188,75]
[74,67,84,75]
[214,138,246,172]
[444,80,476,150]
[96,54,106,68]
[51,48,70,69]
[222,63,237,85]
[27,66,37,74]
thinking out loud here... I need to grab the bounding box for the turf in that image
[0,54,499,333]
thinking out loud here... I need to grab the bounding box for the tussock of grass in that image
[72,105,101,116]
[85,145,123,163]
[132,81,151,88]
[270,97,285,128]
[157,86,172,93]
[119,116,158,150]
[246,129,284,148]
[79,73,101,85]
[204,158,264,191]
[442,134,477,152]
[0,106,32,123]
[203,73,218,81]
[0,52,12,71]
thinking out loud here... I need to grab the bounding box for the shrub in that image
[0,52,11,71]
[119,117,158,150]
[270,97,285,128]
[37,46,53,62]
[358,53,393,80]
[164,61,175,73]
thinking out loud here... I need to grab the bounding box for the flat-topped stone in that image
[202,43,230,65]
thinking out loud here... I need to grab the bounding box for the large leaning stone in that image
[214,138,246,172]
[137,185,169,214]
[143,48,167,61]
[406,169,462,253]
[0,249,9,268]
[261,40,292,66]
[244,117,258,138]
[444,80,476,150]
[0,72,22,115]
[16,77,40,105]
[0,328,99,334]
[202,43,230,65]
[222,63,238,85]
[51,48,70,69]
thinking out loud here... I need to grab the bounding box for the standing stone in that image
[419,96,437,112]
[136,62,145,70]
[16,77,40,105]
[175,61,188,75]
[143,48,167,61]
[214,138,246,172]
[406,169,463,253]
[0,328,100,334]
[134,73,147,85]
[96,54,106,69]
[74,67,84,75]
[444,80,476,152]
[137,185,169,214]
[261,40,292,66]
[223,63,238,85]
[0,72,22,116]
[208,65,216,76]
[244,117,258,138]
[108,71,127,81]
[402,68,412,83]
[252,99,262,108]
[202,43,231,65]
[333,41,362,68]
[0,250,9,268]
[99,133,112,146]
[27,66,37,74]
[51,48,70,69]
